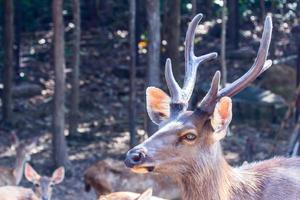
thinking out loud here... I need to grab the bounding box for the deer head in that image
[24,163,65,200]
[125,14,272,175]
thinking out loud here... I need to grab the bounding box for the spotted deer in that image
[125,14,300,200]
[0,163,65,200]
[99,188,167,200]
[0,133,37,186]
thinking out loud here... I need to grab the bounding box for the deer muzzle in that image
[124,148,155,173]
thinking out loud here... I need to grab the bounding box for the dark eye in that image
[183,133,197,141]
[34,183,40,187]
[50,183,54,188]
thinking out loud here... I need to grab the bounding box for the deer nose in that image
[124,149,146,168]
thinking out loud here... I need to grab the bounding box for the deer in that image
[0,163,65,200]
[124,14,300,200]
[0,133,37,186]
[99,188,167,200]
[0,186,39,200]
[84,158,179,199]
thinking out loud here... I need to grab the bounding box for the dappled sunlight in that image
[116,30,128,39]
[0,145,16,158]
[77,123,91,134]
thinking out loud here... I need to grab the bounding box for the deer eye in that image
[182,133,197,141]
[34,183,40,187]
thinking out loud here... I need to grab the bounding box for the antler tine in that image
[165,58,181,102]
[184,14,203,64]
[182,13,217,103]
[259,60,272,75]
[218,15,273,98]
[165,13,218,115]
[198,71,221,112]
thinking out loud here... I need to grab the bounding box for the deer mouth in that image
[131,165,155,174]
[124,148,156,173]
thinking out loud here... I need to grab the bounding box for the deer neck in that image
[13,151,27,185]
[175,143,263,200]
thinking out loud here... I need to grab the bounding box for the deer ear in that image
[211,97,232,140]
[51,167,65,184]
[25,163,41,183]
[146,87,171,125]
[137,188,153,200]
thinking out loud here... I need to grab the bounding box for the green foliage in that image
[18,0,52,32]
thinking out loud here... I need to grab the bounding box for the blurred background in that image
[0,0,300,199]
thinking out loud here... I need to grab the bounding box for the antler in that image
[199,15,273,113]
[165,14,217,115]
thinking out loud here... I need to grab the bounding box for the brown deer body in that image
[84,158,179,199]
[99,188,167,200]
[125,14,300,200]
[0,133,36,186]
[0,163,65,200]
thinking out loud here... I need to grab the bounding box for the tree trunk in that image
[221,0,227,87]
[287,118,300,156]
[52,0,70,168]
[192,0,197,17]
[296,45,300,121]
[146,0,161,135]
[85,0,98,27]
[3,0,14,123]
[297,44,300,86]
[14,0,21,82]
[69,0,81,136]
[259,0,266,23]
[203,0,212,18]
[227,0,239,49]
[136,0,146,64]
[129,0,137,147]
[163,0,181,78]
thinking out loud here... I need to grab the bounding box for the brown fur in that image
[99,189,167,200]
[126,94,300,200]
[23,164,64,200]
[146,87,171,123]
[0,164,66,200]
[0,137,35,186]
[173,143,300,200]
[0,186,38,200]
[146,87,170,112]
[84,158,180,199]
